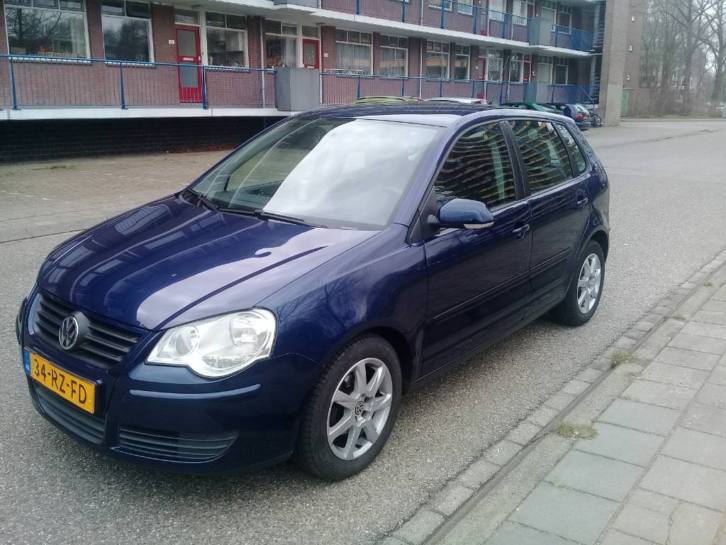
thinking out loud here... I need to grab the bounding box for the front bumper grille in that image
[117,427,237,463]
[33,293,139,369]
[35,385,105,445]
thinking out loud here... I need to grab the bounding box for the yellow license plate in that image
[29,352,96,414]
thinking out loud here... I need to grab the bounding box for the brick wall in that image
[0,117,281,162]
[320,26,337,71]
[0,0,8,55]
[86,0,105,58]
[247,16,262,69]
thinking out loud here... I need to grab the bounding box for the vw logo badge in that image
[59,315,80,350]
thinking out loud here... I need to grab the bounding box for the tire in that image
[294,335,402,480]
[551,241,605,326]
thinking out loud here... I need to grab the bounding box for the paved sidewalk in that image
[381,249,726,545]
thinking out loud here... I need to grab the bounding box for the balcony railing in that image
[331,0,593,51]
[0,55,595,114]
[0,54,275,111]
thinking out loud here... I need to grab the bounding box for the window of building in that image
[454,45,470,80]
[511,0,531,26]
[205,12,246,67]
[555,124,588,175]
[509,53,531,82]
[457,0,473,16]
[536,56,552,84]
[5,0,88,58]
[557,6,572,32]
[265,20,298,68]
[486,50,503,81]
[488,0,505,22]
[174,8,199,25]
[335,30,372,74]
[435,123,516,209]
[101,0,152,62]
[554,58,568,84]
[379,35,408,77]
[508,120,572,192]
[429,0,452,11]
[425,40,449,79]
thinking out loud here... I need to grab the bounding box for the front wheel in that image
[294,335,402,480]
[551,241,605,326]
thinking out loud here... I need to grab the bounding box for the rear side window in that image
[556,124,588,175]
[509,120,572,192]
[435,122,516,209]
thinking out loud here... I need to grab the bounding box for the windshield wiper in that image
[217,206,318,227]
[181,188,218,211]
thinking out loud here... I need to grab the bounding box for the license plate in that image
[28,352,96,414]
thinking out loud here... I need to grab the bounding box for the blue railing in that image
[347,1,593,51]
[0,54,275,111]
[320,71,591,106]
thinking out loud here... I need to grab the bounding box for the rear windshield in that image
[190,117,441,230]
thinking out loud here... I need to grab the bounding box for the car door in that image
[420,121,532,375]
[507,119,591,311]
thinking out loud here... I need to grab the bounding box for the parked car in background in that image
[501,102,558,113]
[545,103,592,130]
[17,105,609,481]
[425,97,488,105]
[353,96,421,105]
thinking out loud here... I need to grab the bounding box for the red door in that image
[302,38,320,69]
[176,26,202,103]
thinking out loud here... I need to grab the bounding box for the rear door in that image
[507,119,591,310]
[421,121,532,374]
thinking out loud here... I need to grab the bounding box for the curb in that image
[376,246,726,545]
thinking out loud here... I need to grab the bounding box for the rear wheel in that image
[551,241,605,326]
[294,335,402,480]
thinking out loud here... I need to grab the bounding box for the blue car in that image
[16,105,609,480]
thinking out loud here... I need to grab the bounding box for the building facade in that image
[0,0,619,123]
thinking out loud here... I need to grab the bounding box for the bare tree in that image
[702,0,726,108]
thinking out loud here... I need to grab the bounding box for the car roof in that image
[299,104,567,128]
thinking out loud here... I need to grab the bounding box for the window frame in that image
[457,0,473,16]
[554,122,590,177]
[488,0,506,22]
[424,39,450,80]
[486,49,503,82]
[334,29,373,75]
[101,0,154,62]
[379,34,408,77]
[203,10,249,68]
[431,120,524,211]
[429,0,452,12]
[505,117,580,196]
[556,6,572,34]
[554,58,569,84]
[453,44,470,81]
[4,0,91,59]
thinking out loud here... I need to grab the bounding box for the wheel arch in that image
[589,229,609,261]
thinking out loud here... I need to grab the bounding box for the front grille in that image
[33,293,139,369]
[35,385,105,445]
[117,427,237,463]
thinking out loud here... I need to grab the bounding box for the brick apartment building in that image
[0,0,639,159]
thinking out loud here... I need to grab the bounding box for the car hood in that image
[37,195,376,330]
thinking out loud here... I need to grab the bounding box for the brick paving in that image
[381,250,726,545]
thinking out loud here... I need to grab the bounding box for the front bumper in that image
[22,342,320,473]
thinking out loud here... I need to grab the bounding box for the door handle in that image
[576,196,590,208]
[512,224,530,239]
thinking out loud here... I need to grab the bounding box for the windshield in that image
[190,117,441,230]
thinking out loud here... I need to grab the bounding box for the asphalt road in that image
[2,120,726,545]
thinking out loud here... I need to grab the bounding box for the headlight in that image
[147,309,276,378]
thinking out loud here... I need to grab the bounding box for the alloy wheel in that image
[577,253,602,314]
[326,357,393,461]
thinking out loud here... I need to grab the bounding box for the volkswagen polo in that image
[16,105,609,480]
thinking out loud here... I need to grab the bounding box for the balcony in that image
[0,55,595,119]
[0,55,276,117]
[320,1,594,53]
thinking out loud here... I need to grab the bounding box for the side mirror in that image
[434,198,494,230]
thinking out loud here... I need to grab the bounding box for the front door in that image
[302,38,320,69]
[421,122,531,375]
[176,26,202,103]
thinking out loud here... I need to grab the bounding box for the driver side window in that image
[434,122,517,209]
